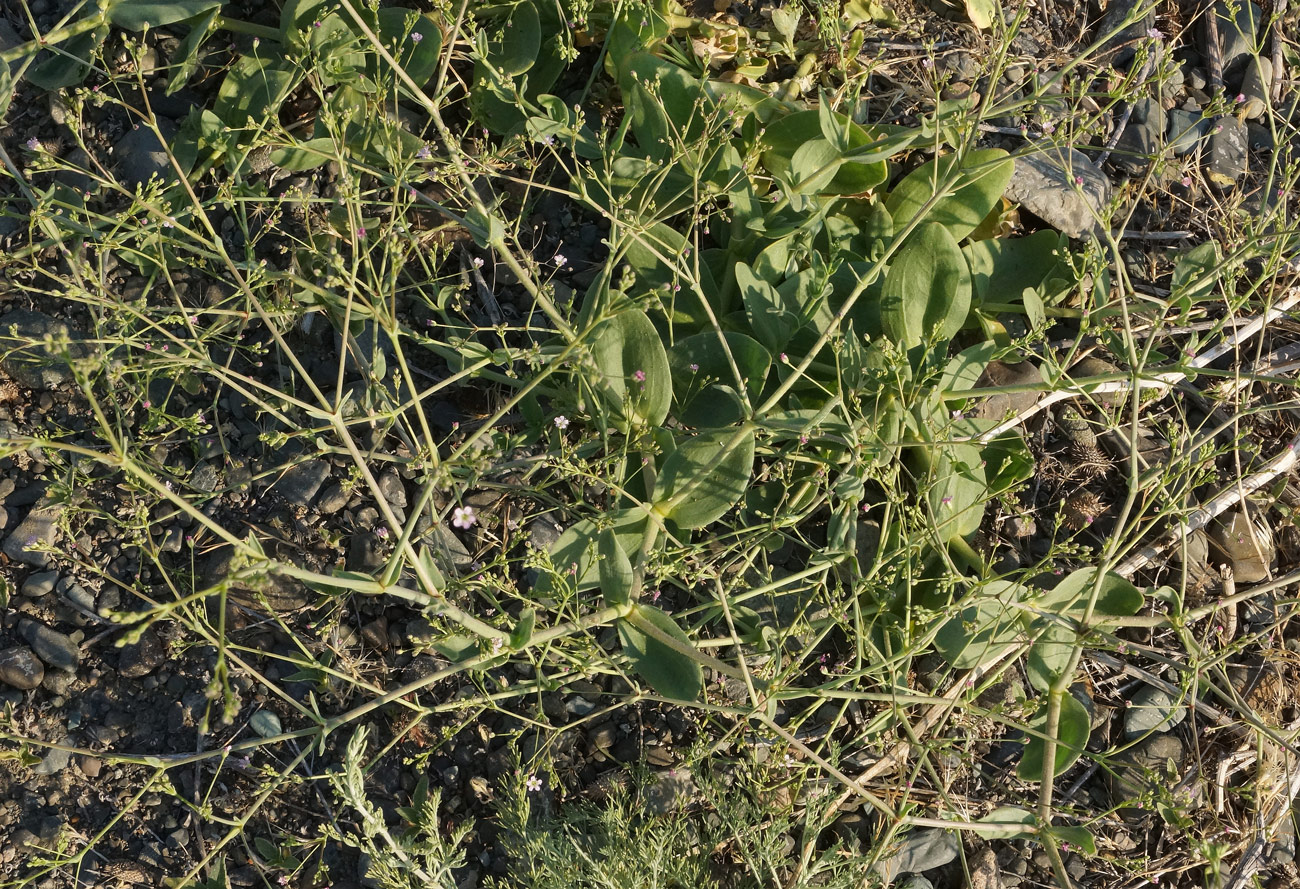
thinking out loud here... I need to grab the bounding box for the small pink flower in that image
[526,774,543,792]
[553,253,568,267]
[410,31,424,43]
[1146,27,1162,39]
[1073,175,1084,187]
[1181,175,1193,187]
[632,369,646,382]
[554,415,570,430]
[453,506,477,529]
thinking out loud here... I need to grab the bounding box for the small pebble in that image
[0,647,44,690]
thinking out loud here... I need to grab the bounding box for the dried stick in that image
[1095,54,1156,169]
[1272,0,1287,102]
[971,284,1300,445]
[1204,0,1224,95]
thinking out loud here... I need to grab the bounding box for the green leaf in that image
[1170,241,1221,316]
[619,52,712,160]
[1025,618,1075,694]
[1039,568,1143,618]
[934,579,1026,669]
[1048,825,1096,855]
[964,0,999,29]
[885,148,1014,242]
[786,138,842,194]
[166,6,221,94]
[669,331,770,428]
[214,56,298,128]
[737,261,798,352]
[760,110,889,194]
[508,608,535,649]
[270,137,337,171]
[881,222,972,348]
[543,508,650,593]
[1018,691,1091,780]
[484,0,540,76]
[653,427,755,529]
[939,341,997,394]
[972,807,1037,840]
[589,308,672,430]
[414,543,446,594]
[618,604,704,701]
[963,230,1068,305]
[109,0,222,28]
[597,528,634,607]
[842,0,901,26]
[430,634,478,662]
[375,9,443,84]
[28,27,105,91]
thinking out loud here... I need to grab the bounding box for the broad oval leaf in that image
[376,9,444,85]
[669,331,770,428]
[737,261,798,352]
[885,148,1015,242]
[589,308,672,429]
[934,579,1027,669]
[214,57,299,128]
[881,222,972,348]
[760,110,889,194]
[109,0,223,28]
[1025,618,1075,694]
[540,508,650,593]
[597,528,634,607]
[971,807,1036,840]
[486,0,540,76]
[618,603,703,701]
[925,440,987,540]
[1018,690,1091,781]
[653,427,755,529]
[1039,568,1143,618]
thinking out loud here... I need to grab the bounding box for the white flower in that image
[553,253,568,267]
[554,415,570,430]
[452,506,476,529]
[525,774,543,792]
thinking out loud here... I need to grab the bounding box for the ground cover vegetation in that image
[0,0,1297,886]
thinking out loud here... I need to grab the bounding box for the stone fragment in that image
[112,118,180,189]
[19,620,80,671]
[0,647,44,690]
[1004,147,1110,239]
[1208,116,1248,188]
[1239,56,1272,120]
[271,459,330,508]
[1123,684,1186,738]
[871,829,960,884]
[21,570,58,598]
[0,310,92,390]
[117,627,166,678]
[2,500,63,567]
[1166,109,1212,156]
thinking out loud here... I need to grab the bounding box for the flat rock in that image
[1004,147,1110,239]
[1113,97,1165,175]
[643,768,698,814]
[1109,731,1187,806]
[1239,56,1271,120]
[117,627,166,678]
[1208,116,1248,188]
[424,523,474,573]
[1216,1,1262,81]
[0,309,92,390]
[270,459,330,508]
[113,118,180,189]
[18,620,80,671]
[1123,684,1186,738]
[21,570,59,598]
[3,502,65,567]
[316,481,350,514]
[871,829,960,884]
[972,360,1043,423]
[1098,0,1155,68]
[0,647,44,690]
[1208,504,1274,583]
[1166,110,1212,156]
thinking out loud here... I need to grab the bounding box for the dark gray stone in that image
[1208,116,1248,188]
[1004,147,1110,239]
[0,647,44,690]
[1239,55,1272,120]
[3,501,65,567]
[643,768,698,814]
[113,118,180,189]
[1098,0,1155,68]
[424,523,474,573]
[316,481,350,515]
[1166,109,1212,156]
[21,570,59,598]
[377,470,407,510]
[31,744,73,776]
[118,627,166,678]
[1123,685,1186,738]
[1109,732,1187,805]
[271,459,330,508]
[1114,98,1166,174]
[19,620,80,671]
[1216,1,1263,81]
[348,533,386,572]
